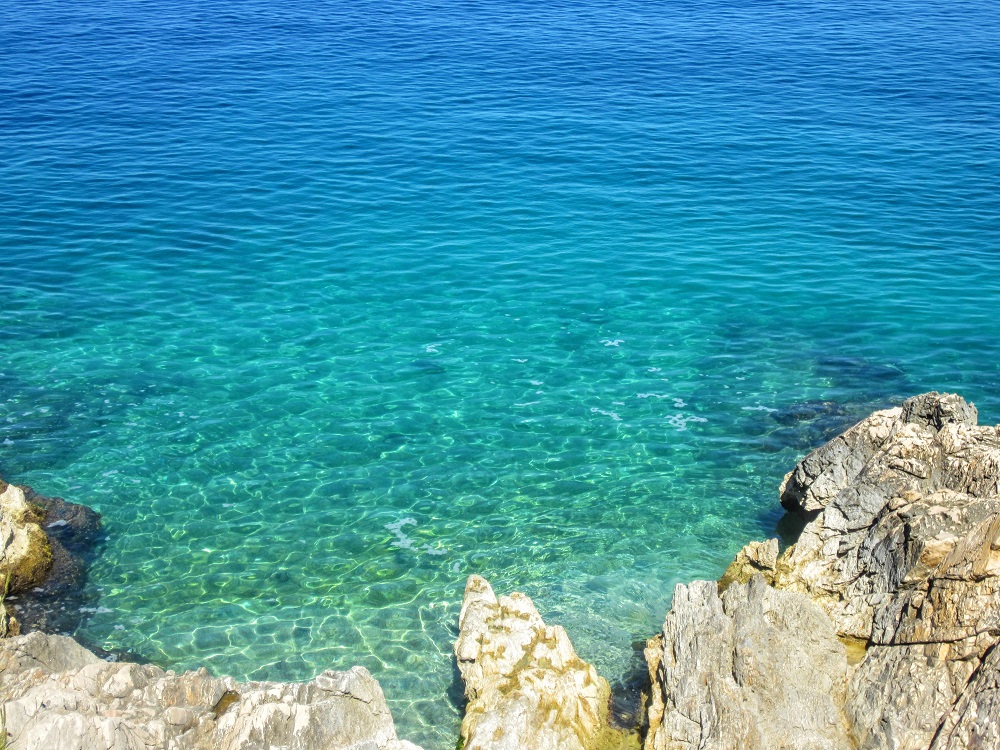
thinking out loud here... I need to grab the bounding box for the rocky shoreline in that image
[3,391,999,749]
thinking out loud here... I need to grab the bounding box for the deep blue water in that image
[2,1,999,745]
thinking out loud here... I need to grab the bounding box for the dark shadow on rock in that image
[773,510,813,551]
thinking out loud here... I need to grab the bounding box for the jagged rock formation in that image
[0,630,421,750]
[454,574,632,750]
[645,392,1000,750]
[645,575,850,750]
[774,391,1000,639]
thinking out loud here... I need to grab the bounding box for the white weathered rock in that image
[454,574,628,750]
[0,630,422,750]
[644,575,851,750]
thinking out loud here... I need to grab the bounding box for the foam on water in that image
[2,0,999,747]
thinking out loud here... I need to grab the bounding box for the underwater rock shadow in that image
[8,485,147,663]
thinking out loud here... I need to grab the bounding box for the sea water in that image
[2,0,999,746]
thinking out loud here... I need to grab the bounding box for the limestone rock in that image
[8,483,106,635]
[762,392,1000,750]
[644,575,851,750]
[0,480,53,593]
[718,538,779,591]
[773,392,1000,638]
[845,511,1000,750]
[929,640,1000,750]
[454,574,627,750]
[0,630,422,750]
[644,393,1000,750]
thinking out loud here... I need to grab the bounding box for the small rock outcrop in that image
[0,630,422,750]
[0,474,105,637]
[0,479,53,595]
[454,574,631,750]
[647,392,1000,750]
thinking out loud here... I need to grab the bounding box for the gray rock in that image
[644,575,851,750]
[647,393,1000,750]
[930,640,1000,750]
[769,392,1000,750]
[0,630,422,750]
[846,511,1000,750]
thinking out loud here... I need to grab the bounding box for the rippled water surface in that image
[2,0,999,745]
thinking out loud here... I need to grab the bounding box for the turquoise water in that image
[2,0,999,745]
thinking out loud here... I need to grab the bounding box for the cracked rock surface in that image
[646,392,1000,750]
[774,391,1000,640]
[644,575,850,750]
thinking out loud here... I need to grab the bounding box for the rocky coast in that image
[3,391,999,749]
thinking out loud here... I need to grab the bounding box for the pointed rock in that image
[455,575,629,750]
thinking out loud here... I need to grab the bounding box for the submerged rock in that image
[0,467,422,750]
[454,574,633,750]
[0,630,422,750]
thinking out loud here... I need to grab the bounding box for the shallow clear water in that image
[2,0,999,745]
